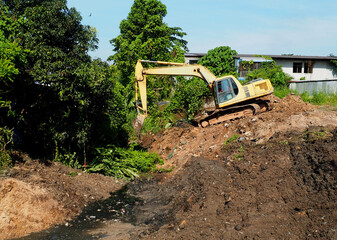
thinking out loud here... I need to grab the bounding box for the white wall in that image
[275,59,337,81]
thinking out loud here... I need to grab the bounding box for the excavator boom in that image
[133,60,218,137]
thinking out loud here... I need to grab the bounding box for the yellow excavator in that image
[133,60,274,136]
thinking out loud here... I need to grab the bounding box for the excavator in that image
[132,59,274,136]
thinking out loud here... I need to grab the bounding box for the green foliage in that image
[0,1,130,164]
[198,46,238,77]
[0,5,28,86]
[0,127,13,169]
[245,61,292,87]
[165,77,211,120]
[300,92,311,102]
[109,0,188,85]
[311,92,330,105]
[299,91,337,106]
[87,146,163,180]
[224,134,239,145]
[273,86,297,98]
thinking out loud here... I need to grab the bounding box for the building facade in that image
[185,53,337,81]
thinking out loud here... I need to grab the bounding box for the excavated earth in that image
[1,94,337,239]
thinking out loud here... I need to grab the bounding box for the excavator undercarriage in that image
[195,96,273,128]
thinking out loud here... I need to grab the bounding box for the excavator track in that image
[195,99,272,128]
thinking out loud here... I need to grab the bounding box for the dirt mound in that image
[127,127,337,239]
[0,159,124,239]
[0,179,66,239]
[145,95,337,172]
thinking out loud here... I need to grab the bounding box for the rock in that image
[235,224,243,231]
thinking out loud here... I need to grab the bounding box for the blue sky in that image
[67,0,337,61]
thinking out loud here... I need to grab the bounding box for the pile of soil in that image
[0,158,124,239]
[144,95,337,171]
[126,127,337,239]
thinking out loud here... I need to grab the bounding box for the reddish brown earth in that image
[1,94,337,239]
[0,159,125,239]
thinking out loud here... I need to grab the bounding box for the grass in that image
[273,86,337,107]
[273,86,297,99]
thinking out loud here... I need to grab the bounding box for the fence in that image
[289,79,337,96]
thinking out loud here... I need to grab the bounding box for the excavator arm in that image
[133,60,217,137]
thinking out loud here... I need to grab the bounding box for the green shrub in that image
[311,92,329,105]
[273,86,294,98]
[299,91,337,106]
[87,146,163,180]
[300,92,311,102]
[246,61,292,88]
[166,77,211,120]
[0,127,13,169]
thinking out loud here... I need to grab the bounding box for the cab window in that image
[216,78,239,104]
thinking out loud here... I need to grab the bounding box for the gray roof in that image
[185,53,337,61]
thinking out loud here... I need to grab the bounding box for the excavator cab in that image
[214,77,239,105]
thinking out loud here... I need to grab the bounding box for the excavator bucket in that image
[132,114,146,138]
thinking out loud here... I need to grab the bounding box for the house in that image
[185,53,337,81]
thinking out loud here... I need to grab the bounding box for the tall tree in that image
[1,0,127,161]
[198,46,238,77]
[109,0,188,85]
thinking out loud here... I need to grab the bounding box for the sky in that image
[67,0,337,61]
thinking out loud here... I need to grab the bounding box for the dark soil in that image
[124,127,337,239]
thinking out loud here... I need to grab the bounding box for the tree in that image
[198,46,238,77]
[0,5,28,95]
[109,0,188,85]
[1,0,127,162]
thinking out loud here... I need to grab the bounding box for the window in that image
[239,62,262,77]
[189,60,198,64]
[216,78,239,104]
[293,62,302,73]
[304,61,313,73]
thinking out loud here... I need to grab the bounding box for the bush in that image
[87,146,163,180]
[0,127,13,169]
[165,77,211,120]
[299,91,337,106]
[246,61,292,88]
[273,86,294,98]
[311,92,329,105]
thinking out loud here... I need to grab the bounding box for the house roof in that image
[185,53,337,61]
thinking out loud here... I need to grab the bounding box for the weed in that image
[224,134,239,145]
[234,153,244,161]
[311,92,329,105]
[278,140,289,145]
[299,91,337,106]
[238,144,244,153]
[300,92,310,102]
[68,171,78,177]
[273,86,296,99]
[156,165,175,173]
